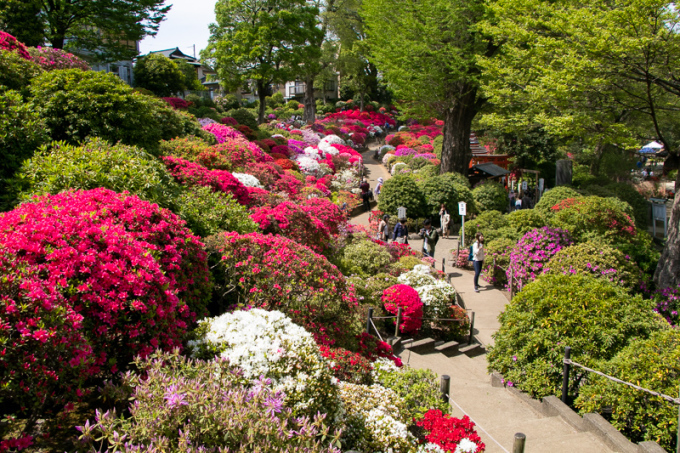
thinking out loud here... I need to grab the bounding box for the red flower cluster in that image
[249,201,331,251]
[382,284,423,334]
[221,117,238,126]
[321,109,396,127]
[211,141,259,169]
[356,332,403,366]
[417,410,485,452]
[319,345,373,384]
[0,31,31,59]
[273,172,303,196]
[162,156,251,205]
[0,434,33,452]
[162,97,190,109]
[0,189,210,417]
[271,145,291,157]
[300,197,346,235]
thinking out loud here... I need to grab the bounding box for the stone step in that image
[434,340,460,356]
[458,342,483,357]
[386,336,401,348]
[401,337,436,353]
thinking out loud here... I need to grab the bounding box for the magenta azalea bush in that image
[202,123,245,143]
[0,189,211,418]
[653,286,680,327]
[508,227,573,291]
[27,47,90,71]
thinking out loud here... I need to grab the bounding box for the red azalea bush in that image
[550,196,637,244]
[300,197,346,235]
[0,189,211,418]
[263,138,277,149]
[162,97,190,109]
[0,32,31,59]
[237,124,257,140]
[221,117,238,126]
[275,158,296,171]
[382,284,423,334]
[356,332,402,366]
[162,156,251,205]
[254,140,270,152]
[319,346,373,384]
[273,172,303,196]
[271,145,291,157]
[417,410,486,453]
[243,162,282,188]
[249,201,331,251]
[208,232,360,348]
[270,152,288,160]
[211,141,258,168]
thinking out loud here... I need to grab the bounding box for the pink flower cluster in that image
[163,97,190,109]
[0,189,210,417]
[0,31,31,59]
[28,46,90,71]
[508,227,573,291]
[202,123,246,143]
[249,201,332,251]
[394,147,417,157]
[382,284,423,334]
[321,109,396,127]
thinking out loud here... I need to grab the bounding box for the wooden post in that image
[561,346,571,404]
[513,433,526,453]
[366,307,374,335]
[440,375,450,403]
[468,312,475,345]
[442,257,445,273]
[395,307,402,337]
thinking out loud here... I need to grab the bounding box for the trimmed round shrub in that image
[575,329,678,451]
[378,174,427,218]
[339,240,392,277]
[441,171,471,188]
[0,49,43,91]
[27,47,89,71]
[205,232,361,348]
[0,189,211,418]
[481,237,516,287]
[464,210,509,246]
[508,227,573,290]
[472,181,508,213]
[534,186,581,214]
[606,182,649,229]
[506,209,546,236]
[545,240,641,290]
[226,107,259,129]
[382,284,423,335]
[133,53,185,97]
[177,186,258,237]
[549,196,636,244]
[189,309,339,419]
[29,69,193,153]
[419,174,474,220]
[16,139,182,209]
[488,273,664,399]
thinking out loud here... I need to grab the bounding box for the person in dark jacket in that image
[393,218,409,244]
[360,177,371,212]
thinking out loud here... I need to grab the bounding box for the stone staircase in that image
[392,335,483,358]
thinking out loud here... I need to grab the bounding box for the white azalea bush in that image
[294,155,322,175]
[188,309,339,419]
[398,265,456,318]
[338,382,416,453]
[232,172,263,188]
[318,134,346,156]
[331,169,361,192]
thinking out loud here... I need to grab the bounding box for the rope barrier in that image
[369,319,384,342]
[445,393,510,453]
[564,358,680,405]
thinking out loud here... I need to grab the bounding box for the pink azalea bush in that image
[300,197,346,235]
[0,189,211,418]
[0,31,31,59]
[508,227,573,291]
[202,123,245,143]
[162,156,251,205]
[249,201,331,251]
[382,284,424,335]
[28,47,90,71]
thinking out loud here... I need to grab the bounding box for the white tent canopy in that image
[642,141,664,149]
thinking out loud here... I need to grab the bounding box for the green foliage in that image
[29,69,193,153]
[15,139,181,209]
[378,174,427,218]
[418,173,475,222]
[0,49,42,92]
[575,328,678,451]
[606,182,649,229]
[464,210,508,245]
[339,239,392,277]
[0,89,48,206]
[373,364,450,421]
[189,105,223,122]
[177,186,258,238]
[226,107,259,130]
[348,272,398,308]
[397,256,424,271]
[578,184,615,198]
[488,274,663,399]
[133,54,186,97]
[534,186,582,214]
[616,231,660,279]
[176,59,204,91]
[506,209,546,236]
[159,135,212,159]
[550,196,636,244]
[545,240,641,290]
[472,181,508,213]
[214,93,240,111]
[482,237,516,286]
[441,171,471,188]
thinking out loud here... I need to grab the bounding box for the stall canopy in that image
[468,163,510,186]
[639,141,664,154]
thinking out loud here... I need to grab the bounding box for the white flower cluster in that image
[338,382,416,453]
[318,135,346,156]
[370,357,399,382]
[294,155,322,175]
[330,169,361,192]
[232,172,263,188]
[456,438,480,453]
[417,444,446,453]
[398,265,456,317]
[303,146,323,160]
[188,309,338,418]
[391,162,408,175]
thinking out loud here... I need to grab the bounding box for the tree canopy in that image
[133,54,186,97]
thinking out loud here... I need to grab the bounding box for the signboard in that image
[397,206,406,219]
[458,202,467,216]
[522,181,528,191]
[538,178,545,191]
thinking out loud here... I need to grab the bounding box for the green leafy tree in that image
[362,0,497,174]
[176,59,204,92]
[377,174,426,218]
[0,0,170,62]
[204,0,322,124]
[134,54,186,97]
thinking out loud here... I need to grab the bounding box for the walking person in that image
[360,177,371,213]
[374,177,384,200]
[439,204,451,239]
[378,214,390,241]
[419,219,439,258]
[393,218,409,244]
[472,232,485,292]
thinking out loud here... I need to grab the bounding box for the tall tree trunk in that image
[303,75,315,124]
[655,158,680,289]
[589,142,606,176]
[359,92,364,112]
[257,80,266,124]
[439,89,478,175]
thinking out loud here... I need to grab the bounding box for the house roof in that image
[146,47,201,66]
[470,163,509,177]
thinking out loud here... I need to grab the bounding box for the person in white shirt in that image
[472,232,485,292]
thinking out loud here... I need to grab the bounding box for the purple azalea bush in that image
[508,227,573,291]
[394,148,417,157]
[652,286,680,327]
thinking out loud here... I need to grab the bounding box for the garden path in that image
[351,144,616,452]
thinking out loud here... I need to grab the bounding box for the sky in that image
[139,0,217,58]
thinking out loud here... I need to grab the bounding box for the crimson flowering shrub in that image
[276,158,297,171]
[271,145,291,157]
[221,116,238,126]
[211,140,259,168]
[319,346,373,384]
[417,410,485,453]
[356,332,402,366]
[508,227,573,291]
[249,201,331,251]
[206,232,361,348]
[300,198,346,235]
[273,172,303,196]
[0,32,31,59]
[162,97,190,109]
[244,162,282,188]
[382,284,423,335]
[162,156,251,205]
[0,189,211,418]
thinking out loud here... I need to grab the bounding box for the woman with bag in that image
[393,218,409,244]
